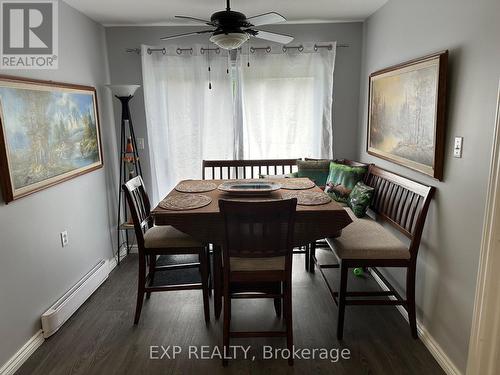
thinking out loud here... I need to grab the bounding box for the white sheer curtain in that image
[237,42,336,160]
[141,42,336,202]
[141,45,234,203]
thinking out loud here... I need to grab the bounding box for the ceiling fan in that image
[160,0,294,50]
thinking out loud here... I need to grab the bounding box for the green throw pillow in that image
[259,172,298,179]
[297,159,330,186]
[348,182,374,218]
[324,162,367,203]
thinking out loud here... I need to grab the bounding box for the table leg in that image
[213,245,223,320]
[309,241,316,273]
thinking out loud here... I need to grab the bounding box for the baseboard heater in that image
[41,259,109,338]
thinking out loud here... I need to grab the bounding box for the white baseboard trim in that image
[0,330,44,375]
[108,244,137,272]
[0,248,130,374]
[370,269,462,375]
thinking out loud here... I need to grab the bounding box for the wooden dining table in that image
[151,178,352,318]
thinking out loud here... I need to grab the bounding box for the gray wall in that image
[357,0,500,372]
[105,23,363,190]
[0,1,117,366]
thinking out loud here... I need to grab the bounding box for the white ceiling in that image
[63,0,388,26]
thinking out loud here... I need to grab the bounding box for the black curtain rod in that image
[126,43,350,54]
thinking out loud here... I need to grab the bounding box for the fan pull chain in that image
[226,50,229,74]
[247,44,250,67]
[207,45,212,90]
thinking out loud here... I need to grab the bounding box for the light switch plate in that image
[137,138,145,150]
[454,137,463,158]
[60,231,68,247]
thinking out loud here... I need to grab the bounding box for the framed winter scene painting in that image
[367,51,448,180]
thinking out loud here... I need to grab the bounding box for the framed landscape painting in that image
[367,51,448,180]
[0,76,103,203]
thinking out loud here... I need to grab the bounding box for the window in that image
[141,43,336,202]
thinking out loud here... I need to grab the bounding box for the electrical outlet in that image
[137,138,145,150]
[60,231,68,247]
[454,137,463,158]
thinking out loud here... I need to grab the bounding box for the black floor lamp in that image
[107,84,143,265]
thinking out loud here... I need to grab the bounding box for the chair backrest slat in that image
[395,188,410,225]
[122,176,152,249]
[219,199,297,261]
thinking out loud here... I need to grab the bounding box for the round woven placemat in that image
[159,194,212,211]
[175,180,217,193]
[281,191,332,206]
[280,179,315,190]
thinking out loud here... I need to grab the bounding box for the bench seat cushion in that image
[144,226,202,248]
[230,256,285,271]
[327,208,409,260]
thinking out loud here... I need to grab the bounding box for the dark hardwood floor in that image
[17,250,444,375]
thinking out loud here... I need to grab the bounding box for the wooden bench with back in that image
[202,159,299,180]
[311,160,435,339]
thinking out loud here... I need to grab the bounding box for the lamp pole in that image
[107,85,142,265]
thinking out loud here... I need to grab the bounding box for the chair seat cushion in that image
[144,226,202,249]
[230,256,285,271]
[327,209,409,260]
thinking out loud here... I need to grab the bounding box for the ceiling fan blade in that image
[247,12,286,26]
[160,30,214,41]
[249,30,294,44]
[174,16,215,26]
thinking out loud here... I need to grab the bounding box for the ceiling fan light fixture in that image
[210,32,249,50]
[162,1,293,46]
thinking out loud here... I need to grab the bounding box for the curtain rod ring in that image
[177,47,193,55]
[200,47,220,54]
[282,45,304,53]
[314,44,333,51]
[147,48,166,55]
[250,46,271,54]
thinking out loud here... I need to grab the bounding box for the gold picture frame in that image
[0,75,103,203]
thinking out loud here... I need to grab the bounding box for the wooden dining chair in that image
[218,198,297,366]
[202,159,309,273]
[122,176,210,324]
